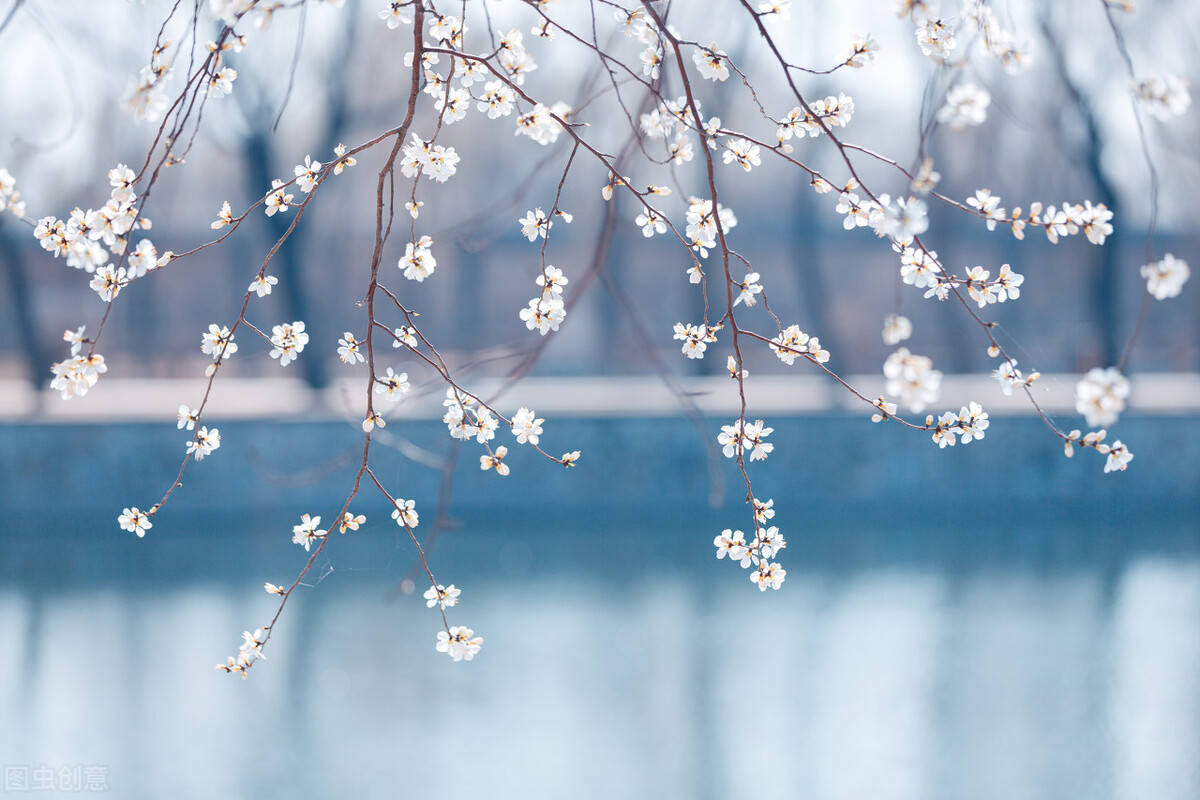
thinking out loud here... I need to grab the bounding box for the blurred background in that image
[0,0,1197,383]
[0,1,1198,798]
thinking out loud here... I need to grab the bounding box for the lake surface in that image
[2,520,1198,799]
[1,417,1198,798]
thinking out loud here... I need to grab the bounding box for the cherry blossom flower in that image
[262,322,304,366]
[392,326,418,349]
[835,191,872,230]
[211,201,234,230]
[635,209,667,237]
[249,274,278,298]
[752,526,783,559]
[206,67,237,98]
[938,83,990,128]
[956,401,990,443]
[239,628,266,662]
[882,314,912,345]
[759,1,792,22]
[751,561,786,591]
[291,513,326,551]
[536,266,569,296]
[722,138,761,172]
[201,324,237,361]
[476,80,517,119]
[399,236,437,281]
[734,272,763,307]
[717,423,742,459]
[511,407,544,444]
[519,207,552,241]
[63,325,87,356]
[1132,75,1191,121]
[846,33,880,68]
[376,367,410,400]
[769,325,828,365]
[871,396,898,423]
[177,405,198,431]
[519,295,566,335]
[742,420,775,461]
[1102,440,1134,473]
[714,529,748,562]
[118,507,153,538]
[264,180,294,216]
[995,264,1024,301]
[674,322,719,359]
[337,332,366,365]
[916,18,956,60]
[964,266,999,308]
[1081,202,1114,245]
[692,45,730,81]
[992,358,1039,396]
[1075,367,1129,427]
[392,498,419,528]
[883,196,929,243]
[339,512,366,533]
[331,143,357,175]
[1141,254,1189,300]
[50,354,107,399]
[640,46,663,78]
[294,155,322,193]
[436,626,483,661]
[885,348,942,412]
[108,164,135,202]
[378,2,414,29]
[481,446,510,476]
[966,189,1005,230]
[186,426,221,460]
[89,265,127,302]
[514,103,569,145]
[718,419,774,461]
[424,584,461,609]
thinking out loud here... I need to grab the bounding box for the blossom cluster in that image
[35,165,168,309]
[1140,254,1190,300]
[0,168,27,218]
[713,497,786,591]
[1076,367,1130,428]
[926,401,990,448]
[1132,75,1191,121]
[49,330,107,401]
[884,348,943,413]
[835,184,930,244]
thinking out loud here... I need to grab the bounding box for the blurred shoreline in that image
[3,372,1200,420]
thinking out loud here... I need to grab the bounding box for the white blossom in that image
[1140,254,1189,300]
[435,626,483,661]
[1075,367,1129,428]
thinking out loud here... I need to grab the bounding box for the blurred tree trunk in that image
[1041,13,1121,369]
[241,133,328,389]
[792,186,836,361]
[600,192,629,374]
[453,239,482,350]
[0,222,46,387]
[236,11,359,390]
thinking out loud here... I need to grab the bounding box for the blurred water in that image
[2,416,1198,797]
[1,526,1198,799]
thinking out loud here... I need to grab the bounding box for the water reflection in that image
[2,555,1198,799]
